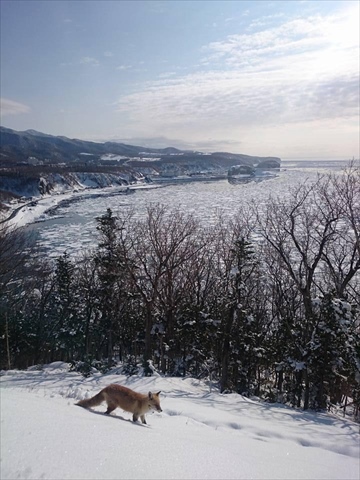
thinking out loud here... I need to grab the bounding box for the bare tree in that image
[0,223,32,368]
[320,163,360,299]
[117,205,203,371]
[257,168,360,409]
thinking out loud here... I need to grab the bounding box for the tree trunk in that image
[295,370,303,408]
[5,314,11,370]
[277,370,283,392]
[303,368,310,410]
[107,325,113,369]
[220,306,235,393]
[144,303,153,371]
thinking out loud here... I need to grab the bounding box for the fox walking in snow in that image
[76,384,162,424]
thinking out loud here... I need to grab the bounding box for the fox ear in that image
[148,391,153,400]
[156,391,161,396]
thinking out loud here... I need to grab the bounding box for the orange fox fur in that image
[76,384,162,424]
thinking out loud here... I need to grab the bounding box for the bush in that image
[69,358,116,377]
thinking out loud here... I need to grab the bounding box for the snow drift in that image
[1,362,359,480]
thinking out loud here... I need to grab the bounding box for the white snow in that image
[2,183,161,229]
[4,193,76,228]
[1,362,359,480]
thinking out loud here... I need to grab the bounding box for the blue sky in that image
[1,0,359,159]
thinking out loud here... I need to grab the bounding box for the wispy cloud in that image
[203,8,358,69]
[158,71,177,79]
[104,51,114,57]
[0,98,30,116]
[114,5,359,142]
[80,56,100,67]
[116,64,132,70]
[247,12,285,30]
[116,71,358,130]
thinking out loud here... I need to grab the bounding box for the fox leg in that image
[105,402,117,415]
[132,413,139,422]
[140,415,147,424]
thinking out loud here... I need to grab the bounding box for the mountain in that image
[0,126,156,164]
[0,127,281,204]
[0,127,281,170]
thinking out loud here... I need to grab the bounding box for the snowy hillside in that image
[0,170,145,199]
[1,362,359,480]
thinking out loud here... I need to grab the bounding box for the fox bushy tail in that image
[76,390,105,408]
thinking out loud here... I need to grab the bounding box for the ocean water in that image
[31,159,351,258]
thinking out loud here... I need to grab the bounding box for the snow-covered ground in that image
[2,192,81,228]
[1,182,161,229]
[1,362,359,480]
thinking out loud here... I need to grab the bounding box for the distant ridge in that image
[0,126,281,168]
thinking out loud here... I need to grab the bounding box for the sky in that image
[2,362,359,479]
[0,0,359,159]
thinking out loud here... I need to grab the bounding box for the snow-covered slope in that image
[0,171,144,199]
[1,363,359,480]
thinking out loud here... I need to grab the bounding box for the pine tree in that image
[53,252,80,361]
[220,237,258,393]
[307,294,360,411]
[95,208,127,369]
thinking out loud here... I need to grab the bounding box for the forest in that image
[1,164,359,418]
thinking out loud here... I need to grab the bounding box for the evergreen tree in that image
[220,237,259,393]
[95,208,127,368]
[53,252,81,361]
[307,294,360,410]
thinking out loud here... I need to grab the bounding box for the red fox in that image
[76,384,162,424]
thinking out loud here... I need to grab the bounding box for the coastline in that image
[0,183,163,229]
[0,174,238,229]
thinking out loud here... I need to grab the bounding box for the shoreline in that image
[0,175,235,229]
[0,167,291,229]
[0,182,164,229]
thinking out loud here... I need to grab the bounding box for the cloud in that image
[115,70,358,133]
[114,4,359,140]
[158,71,177,79]
[203,8,359,70]
[80,56,100,67]
[116,64,132,70]
[0,98,31,116]
[104,51,114,57]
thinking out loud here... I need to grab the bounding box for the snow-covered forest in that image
[1,164,359,416]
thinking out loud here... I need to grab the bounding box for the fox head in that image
[148,391,162,412]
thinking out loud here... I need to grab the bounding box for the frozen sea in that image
[27,160,351,259]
